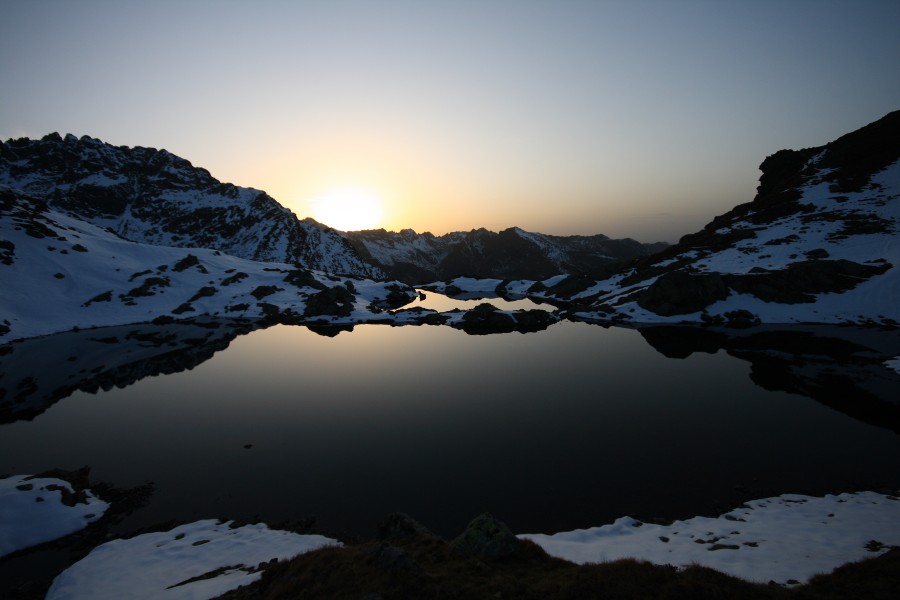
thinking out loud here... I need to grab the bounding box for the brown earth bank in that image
[217,514,900,600]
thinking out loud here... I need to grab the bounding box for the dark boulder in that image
[449,513,521,559]
[459,304,517,334]
[303,285,356,317]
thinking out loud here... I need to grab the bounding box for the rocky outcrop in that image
[457,303,557,335]
[637,260,892,316]
[449,513,522,559]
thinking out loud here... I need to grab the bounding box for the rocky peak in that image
[0,134,382,277]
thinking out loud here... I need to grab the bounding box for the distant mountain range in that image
[346,227,667,283]
[1,110,898,346]
[0,134,665,284]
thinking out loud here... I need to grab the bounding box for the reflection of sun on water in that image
[309,187,383,231]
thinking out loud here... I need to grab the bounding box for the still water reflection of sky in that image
[396,289,552,312]
[1,321,899,539]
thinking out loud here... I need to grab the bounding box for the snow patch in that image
[46,519,337,600]
[0,475,109,557]
[521,491,900,586]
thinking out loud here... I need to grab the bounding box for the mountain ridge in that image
[345,225,668,283]
[0,133,667,284]
[2,110,898,340]
[0,133,383,278]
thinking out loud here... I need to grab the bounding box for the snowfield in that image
[45,520,337,600]
[521,491,900,586]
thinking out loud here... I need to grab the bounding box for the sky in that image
[1,0,898,242]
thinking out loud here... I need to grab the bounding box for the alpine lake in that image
[2,290,900,544]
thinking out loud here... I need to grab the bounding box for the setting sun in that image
[309,187,384,231]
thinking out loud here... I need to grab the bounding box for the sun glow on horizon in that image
[308,186,384,232]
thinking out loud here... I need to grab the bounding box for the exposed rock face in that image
[0,134,381,277]
[637,271,730,316]
[637,260,892,316]
[346,226,668,284]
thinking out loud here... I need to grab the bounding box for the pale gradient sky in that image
[2,0,898,242]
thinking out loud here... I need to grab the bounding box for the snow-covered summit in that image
[0,133,381,277]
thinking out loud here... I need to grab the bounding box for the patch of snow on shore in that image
[886,356,900,374]
[521,491,900,585]
[0,475,108,557]
[46,519,337,600]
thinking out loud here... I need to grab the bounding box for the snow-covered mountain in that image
[482,110,900,327]
[0,187,423,342]
[0,133,381,277]
[346,226,667,283]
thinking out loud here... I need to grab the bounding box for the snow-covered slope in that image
[0,188,415,343]
[522,491,900,586]
[498,110,900,326]
[0,133,381,277]
[345,226,666,283]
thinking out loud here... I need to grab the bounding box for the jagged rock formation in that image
[0,133,381,277]
[346,226,668,283]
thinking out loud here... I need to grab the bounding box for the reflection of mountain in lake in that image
[639,325,900,434]
[0,318,260,424]
[3,317,899,436]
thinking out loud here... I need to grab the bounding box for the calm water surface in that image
[2,320,899,538]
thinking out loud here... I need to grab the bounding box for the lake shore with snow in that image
[3,469,899,599]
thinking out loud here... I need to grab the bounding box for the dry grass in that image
[217,524,900,600]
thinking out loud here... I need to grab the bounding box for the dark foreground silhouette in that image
[218,513,900,600]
